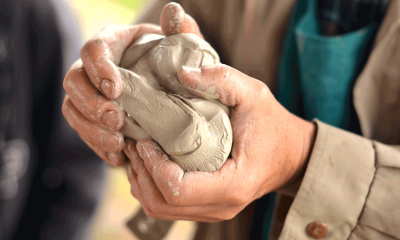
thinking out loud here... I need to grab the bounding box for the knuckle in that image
[146,201,158,213]
[255,82,270,100]
[235,195,248,206]
[235,188,252,206]
[63,66,86,93]
[229,186,250,207]
[164,192,182,207]
[224,208,240,220]
[81,40,93,56]
[62,70,75,92]
[145,211,155,219]
[80,102,95,121]
[220,65,231,82]
[61,101,69,119]
[144,204,161,219]
[61,100,75,128]
[211,207,241,221]
[81,38,103,58]
[88,96,109,122]
[63,63,87,93]
[61,97,69,110]
[206,64,228,81]
[141,205,153,217]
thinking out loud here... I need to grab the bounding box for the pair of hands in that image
[62,3,316,222]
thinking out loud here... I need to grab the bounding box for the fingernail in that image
[167,3,185,31]
[179,66,219,100]
[123,142,133,159]
[181,66,201,76]
[101,79,114,98]
[127,142,134,154]
[102,111,118,130]
[136,142,147,159]
[108,152,122,166]
[101,133,122,153]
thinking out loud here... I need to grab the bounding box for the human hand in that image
[62,3,203,166]
[123,64,316,222]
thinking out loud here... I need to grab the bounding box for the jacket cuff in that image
[279,120,376,239]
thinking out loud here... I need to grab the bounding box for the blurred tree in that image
[112,0,146,10]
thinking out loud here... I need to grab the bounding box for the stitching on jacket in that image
[359,222,400,240]
[346,141,377,240]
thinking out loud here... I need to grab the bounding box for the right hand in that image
[62,3,203,166]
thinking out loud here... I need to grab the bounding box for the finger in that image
[177,64,272,107]
[124,139,142,175]
[62,96,124,154]
[126,162,163,217]
[125,163,142,200]
[81,136,125,166]
[125,147,222,222]
[81,24,162,99]
[63,61,124,131]
[160,3,204,39]
[136,139,242,207]
[126,160,171,220]
[125,144,242,221]
[177,64,271,174]
[126,162,169,219]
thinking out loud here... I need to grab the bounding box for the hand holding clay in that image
[62,3,203,166]
[115,33,232,172]
[124,64,317,222]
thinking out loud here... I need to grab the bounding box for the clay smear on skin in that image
[187,85,220,100]
[114,33,233,172]
[168,4,184,32]
[168,181,180,196]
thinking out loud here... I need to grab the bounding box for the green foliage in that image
[111,0,145,10]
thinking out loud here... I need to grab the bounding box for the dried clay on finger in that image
[114,33,232,172]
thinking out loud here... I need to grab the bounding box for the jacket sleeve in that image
[279,120,400,240]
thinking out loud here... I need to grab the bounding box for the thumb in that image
[160,3,204,39]
[177,64,268,107]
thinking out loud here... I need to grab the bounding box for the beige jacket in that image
[135,0,400,239]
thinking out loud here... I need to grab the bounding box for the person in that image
[0,0,107,239]
[62,0,400,239]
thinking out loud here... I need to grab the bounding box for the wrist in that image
[277,118,317,197]
[300,120,317,172]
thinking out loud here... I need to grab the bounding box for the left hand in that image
[61,2,202,167]
[124,64,316,222]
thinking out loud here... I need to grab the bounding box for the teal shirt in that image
[277,0,376,129]
[261,0,376,239]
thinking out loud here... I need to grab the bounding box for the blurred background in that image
[67,0,196,239]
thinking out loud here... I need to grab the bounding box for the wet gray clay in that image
[114,33,232,172]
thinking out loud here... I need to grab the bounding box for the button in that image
[306,222,328,239]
